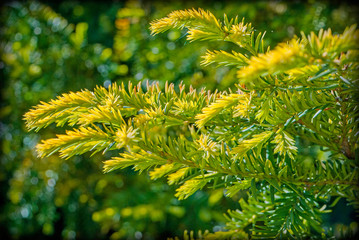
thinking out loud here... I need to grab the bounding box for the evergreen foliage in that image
[24,8,359,239]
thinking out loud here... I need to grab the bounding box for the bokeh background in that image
[1,0,358,239]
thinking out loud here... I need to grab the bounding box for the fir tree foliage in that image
[25,8,359,239]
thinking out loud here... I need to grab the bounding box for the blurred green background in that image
[0,1,358,239]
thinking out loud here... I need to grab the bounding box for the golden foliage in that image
[237,39,305,82]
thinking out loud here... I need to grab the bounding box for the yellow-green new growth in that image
[195,93,247,128]
[24,8,359,240]
[201,50,249,67]
[24,89,95,131]
[150,8,254,47]
[36,125,113,159]
[150,8,222,35]
[239,25,359,88]
[237,39,306,82]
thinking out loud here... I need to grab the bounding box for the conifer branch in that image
[24,8,359,239]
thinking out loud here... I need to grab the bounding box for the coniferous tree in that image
[25,9,359,239]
